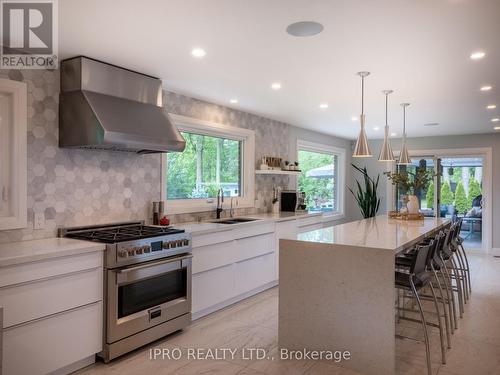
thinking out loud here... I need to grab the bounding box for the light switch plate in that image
[34,212,45,229]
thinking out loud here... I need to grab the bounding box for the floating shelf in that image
[255,169,302,176]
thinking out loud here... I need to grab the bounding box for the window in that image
[167,133,241,199]
[162,114,255,214]
[297,140,345,218]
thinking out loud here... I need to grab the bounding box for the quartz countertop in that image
[176,211,323,235]
[0,237,105,267]
[297,216,450,252]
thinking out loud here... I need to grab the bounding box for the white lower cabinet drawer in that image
[235,253,275,295]
[1,267,102,328]
[192,264,236,313]
[3,301,102,375]
[234,233,274,262]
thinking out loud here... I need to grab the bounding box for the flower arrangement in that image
[384,167,436,195]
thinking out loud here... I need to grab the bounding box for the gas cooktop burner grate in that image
[65,225,185,244]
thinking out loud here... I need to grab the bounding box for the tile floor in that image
[76,252,500,375]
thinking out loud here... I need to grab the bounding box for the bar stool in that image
[450,219,471,301]
[440,225,465,318]
[394,243,444,375]
[395,238,449,358]
[453,218,472,295]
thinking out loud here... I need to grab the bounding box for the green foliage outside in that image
[467,179,482,209]
[454,182,468,214]
[298,150,335,212]
[167,132,241,199]
[440,182,454,206]
[426,182,434,208]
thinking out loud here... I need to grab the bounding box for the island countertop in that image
[297,215,450,252]
[279,215,451,375]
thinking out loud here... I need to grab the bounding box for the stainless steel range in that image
[59,221,192,362]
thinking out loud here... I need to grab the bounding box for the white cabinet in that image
[3,302,102,375]
[191,223,277,319]
[192,264,236,313]
[1,250,103,375]
[0,79,27,230]
[236,253,275,294]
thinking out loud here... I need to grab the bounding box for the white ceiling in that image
[59,0,500,140]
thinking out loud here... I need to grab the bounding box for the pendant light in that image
[352,71,372,157]
[398,103,412,165]
[378,90,395,162]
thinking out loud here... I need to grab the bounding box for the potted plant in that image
[385,167,436,214]
[348,165,380,218]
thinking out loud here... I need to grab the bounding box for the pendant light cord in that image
[403,105,406,135]
[361,76,364,115]
[385,93,388,127]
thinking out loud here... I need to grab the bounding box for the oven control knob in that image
[183,239,189,246]
[135,247,143,255]
[127,249,136,256]
[162,241,170,249]
[142,245,151,253]
[118,249,128,258]
[177,240,184,247]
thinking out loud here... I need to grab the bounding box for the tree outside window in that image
[298,150,337,213]
[167,132,241,199]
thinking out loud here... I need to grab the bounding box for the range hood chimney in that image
[59,56,185,154]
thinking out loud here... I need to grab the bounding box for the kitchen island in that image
[278,216,450,375]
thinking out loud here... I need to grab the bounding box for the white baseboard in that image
[491,248,500,256]
[48,355,95,375]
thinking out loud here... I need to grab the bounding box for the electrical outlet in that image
[34,212,45,230]
[254,198,260,209]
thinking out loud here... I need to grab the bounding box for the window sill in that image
[320,212,345,222]
[165,197,254,215]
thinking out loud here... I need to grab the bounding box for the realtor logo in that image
[0,0,58,69]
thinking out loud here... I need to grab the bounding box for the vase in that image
[406,195,420,215]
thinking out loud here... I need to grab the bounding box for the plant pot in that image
[406,195,420,215]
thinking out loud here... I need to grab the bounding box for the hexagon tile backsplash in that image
[0,69,292,244]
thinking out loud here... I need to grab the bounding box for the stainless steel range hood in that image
[59,56,185,154]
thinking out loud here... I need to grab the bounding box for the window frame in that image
[161,114,255,214]
[0,78,27,230]
[296,139,346,220]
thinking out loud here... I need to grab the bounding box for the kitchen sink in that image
[211,218,260,224]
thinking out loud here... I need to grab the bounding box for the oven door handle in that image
[115,254,192,284]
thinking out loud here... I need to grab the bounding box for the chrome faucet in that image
[216,188,224,219]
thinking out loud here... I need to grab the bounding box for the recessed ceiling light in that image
[286,21,324,37]
[319,103,328,109]
[480,85,492,91]
[424,122,439,127]
[470,51,486,60]
[271,82,281,90]
[492,118,500,122]
[229,98,238,104]
[351,116,358,121]
[390,132,397,137]
[487,104,496,109]
[495,126,500,130]
[373,127,380,131]
[191,48,206,58]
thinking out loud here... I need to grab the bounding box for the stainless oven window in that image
[118,268,187,318]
